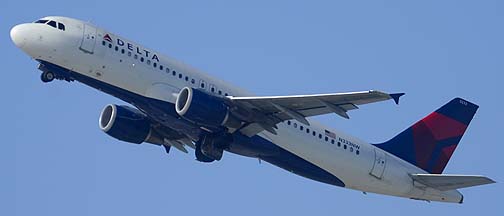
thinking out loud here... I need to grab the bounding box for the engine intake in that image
[99,104,163,145]
[175,87,241,129]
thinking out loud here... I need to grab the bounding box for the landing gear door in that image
[80,24,97,54]
[370,149,387,179]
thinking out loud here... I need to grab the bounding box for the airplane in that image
[10,16,494,203]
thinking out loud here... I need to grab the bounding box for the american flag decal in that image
[325,130,336,139]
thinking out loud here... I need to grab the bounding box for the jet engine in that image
[175,87,241,129]
[99,104,164,145]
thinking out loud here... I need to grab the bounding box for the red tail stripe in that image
[422,112,468,140]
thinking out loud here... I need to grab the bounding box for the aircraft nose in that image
[10,24,29,48]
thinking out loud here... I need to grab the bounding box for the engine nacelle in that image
[99,104,163,145]
[175,87,241,129]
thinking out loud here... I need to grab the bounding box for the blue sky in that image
[1,0,502,215]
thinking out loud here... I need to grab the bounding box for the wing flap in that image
[410,174,495,191]
[164,139,189,153]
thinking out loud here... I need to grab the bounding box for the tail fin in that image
[375,98,479,174]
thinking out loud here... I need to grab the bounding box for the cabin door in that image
[370,149,387,179]
[80,24,97,54]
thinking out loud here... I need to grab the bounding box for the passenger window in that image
[121,49,125,54]
[179,74,183,79]
[58,23,65,31]
[115,46,119,51]
[128,51,132,57]
[153,62,157,68]
[293,123,297,128]
[134,54,138,59]
[160,65,163,70]
[325,137,329,142]
[319,134,322,139]
[331,140,335,144]
[218,90,222,95]
[102,41,106,46]
[344,145,347,150]
[146,59,151,65]
[287,121,291,125]
[356,150,360,155]
[191,79,195,84]
[350,147,354,152]
[306,128,310,133]
[337,142,341,147]
[47,20,57,28]
[172,71,176,76]
[108,44,112,49]
[185,76,189,81]
[140,57,144,62]
[300,125,304,131]
[312,131,316,136]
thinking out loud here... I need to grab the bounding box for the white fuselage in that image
[11,16,463,203]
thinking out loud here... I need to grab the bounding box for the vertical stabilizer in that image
[375,98,478,174]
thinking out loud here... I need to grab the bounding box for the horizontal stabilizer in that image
[410,174,495,191]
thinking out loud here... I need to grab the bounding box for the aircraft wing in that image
[410,174,496,191]
[230,90,404,136]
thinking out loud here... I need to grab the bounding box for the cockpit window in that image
[47,20,57,28]
[34,20,48,24]
[58,23,66,31]
[34,19,66,31]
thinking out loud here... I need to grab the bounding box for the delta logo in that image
[102,33,160,62]
[103,34,112,42]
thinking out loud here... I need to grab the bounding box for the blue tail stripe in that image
[436,98,479,125]
[426,136,462,172]
[376,128,416,166]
